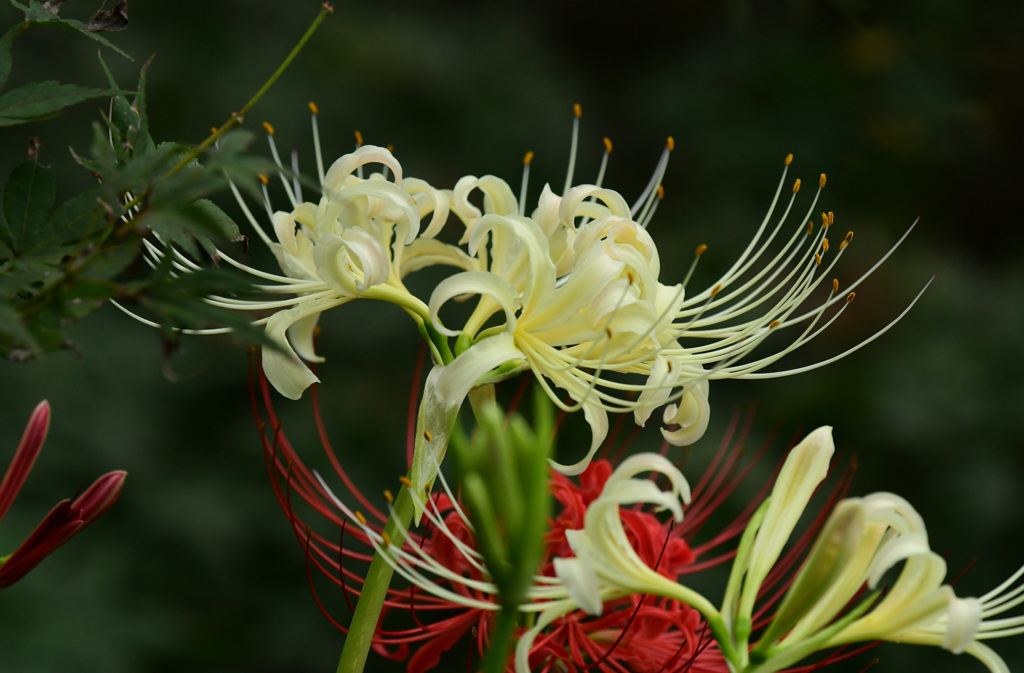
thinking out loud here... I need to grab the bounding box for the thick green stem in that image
[335,484,414,673]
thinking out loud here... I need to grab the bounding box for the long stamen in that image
[563,103,582,194]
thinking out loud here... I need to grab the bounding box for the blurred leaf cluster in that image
[0,0,272,360]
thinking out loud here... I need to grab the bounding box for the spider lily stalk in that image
[124,103,930,498]
[0,401,126,588]
[251,360,863,673]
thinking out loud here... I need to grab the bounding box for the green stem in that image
[336,384,497,673]
[165,3,333,177]
[484,605,519,673]
[335,483,414,673]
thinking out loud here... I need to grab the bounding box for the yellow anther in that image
[656,184,664,200]
[423,430,433,442]
[695,243,708,257]
[309,102,320,116]
[819,173,827,189]
[257,173,269,186]
[814,253,822,266]
[398,475,413,488]
[386,144,395,152]
[822,238,829,253]
[711,283,722,297]
[523,150,534,166]
[603,137,613,153]
[840,230,854,250]
[846,291,856,304]
[666,360,674,373]
[383,489,394,504]
[822,212,829,227]
[209,126,218,135]
[828,211,834,226]
[355,511,367,526]
[832,278,839,293]
[806,220,813,235]
[769,319,781,329]
[262,121,275,136]
[792,178,802,194]
[381,531,392,547]
[627,271,636,285]
[604,326,613,339]
[667,136,675,152]
[573,103,582,118]
[785,153,794,166]
[354,130,363,146]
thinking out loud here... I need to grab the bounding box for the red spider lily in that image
[0,400,127,588]
[250,352,868,673]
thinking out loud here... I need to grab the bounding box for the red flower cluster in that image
[251,354,866,673]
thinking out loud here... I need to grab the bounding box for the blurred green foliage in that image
[0,1,1022,672]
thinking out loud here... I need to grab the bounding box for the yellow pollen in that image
[657,185,664,200]
[814,253,822,266]
[354,130,363,146]
[840,231,854,250]
[695,243,708,257]
[262,121,275,136]
[523,150,534,166]
[627,271,636,285]
[308,101,319,116]
[832,278,839,293]
[793,178,801,194]
[605,326,613,339]
[423,430,433,442]
[822,238,830,252]
[846,291,856,304]
[386,144,395,152]
[828,211,834,226]
[355,511,367,526]
[381,531,392,547]
[667,136,675,152]
[785,153,794,166]
[209,126,218,135]
[769,319,781,329]
[573,103,582,118]
[603,137,613,153]
[822,212,829,227]
[257,173,269,185]
[819,173,827,189]
[806,221,813,235]
[383,489,394,504]
[711,283,722,297]
[398,475,413,488]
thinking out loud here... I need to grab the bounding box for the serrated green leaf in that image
[0,255,59,297]
[0,302,38,355]
[3,158,56,254]
[0,81,122,123]
[46,185,105,244]
[0,22,27,91]
[59,18,131,60]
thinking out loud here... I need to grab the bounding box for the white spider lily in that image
[122,104,929,491]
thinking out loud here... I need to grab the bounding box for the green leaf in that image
[0,22,27,91]
[0,302,37,355]
[0,81,122,124]
[2,158,56,254]
[59,18,131,60]
[46,186,105,244]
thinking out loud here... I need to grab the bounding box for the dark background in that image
[1,1,1022,671]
